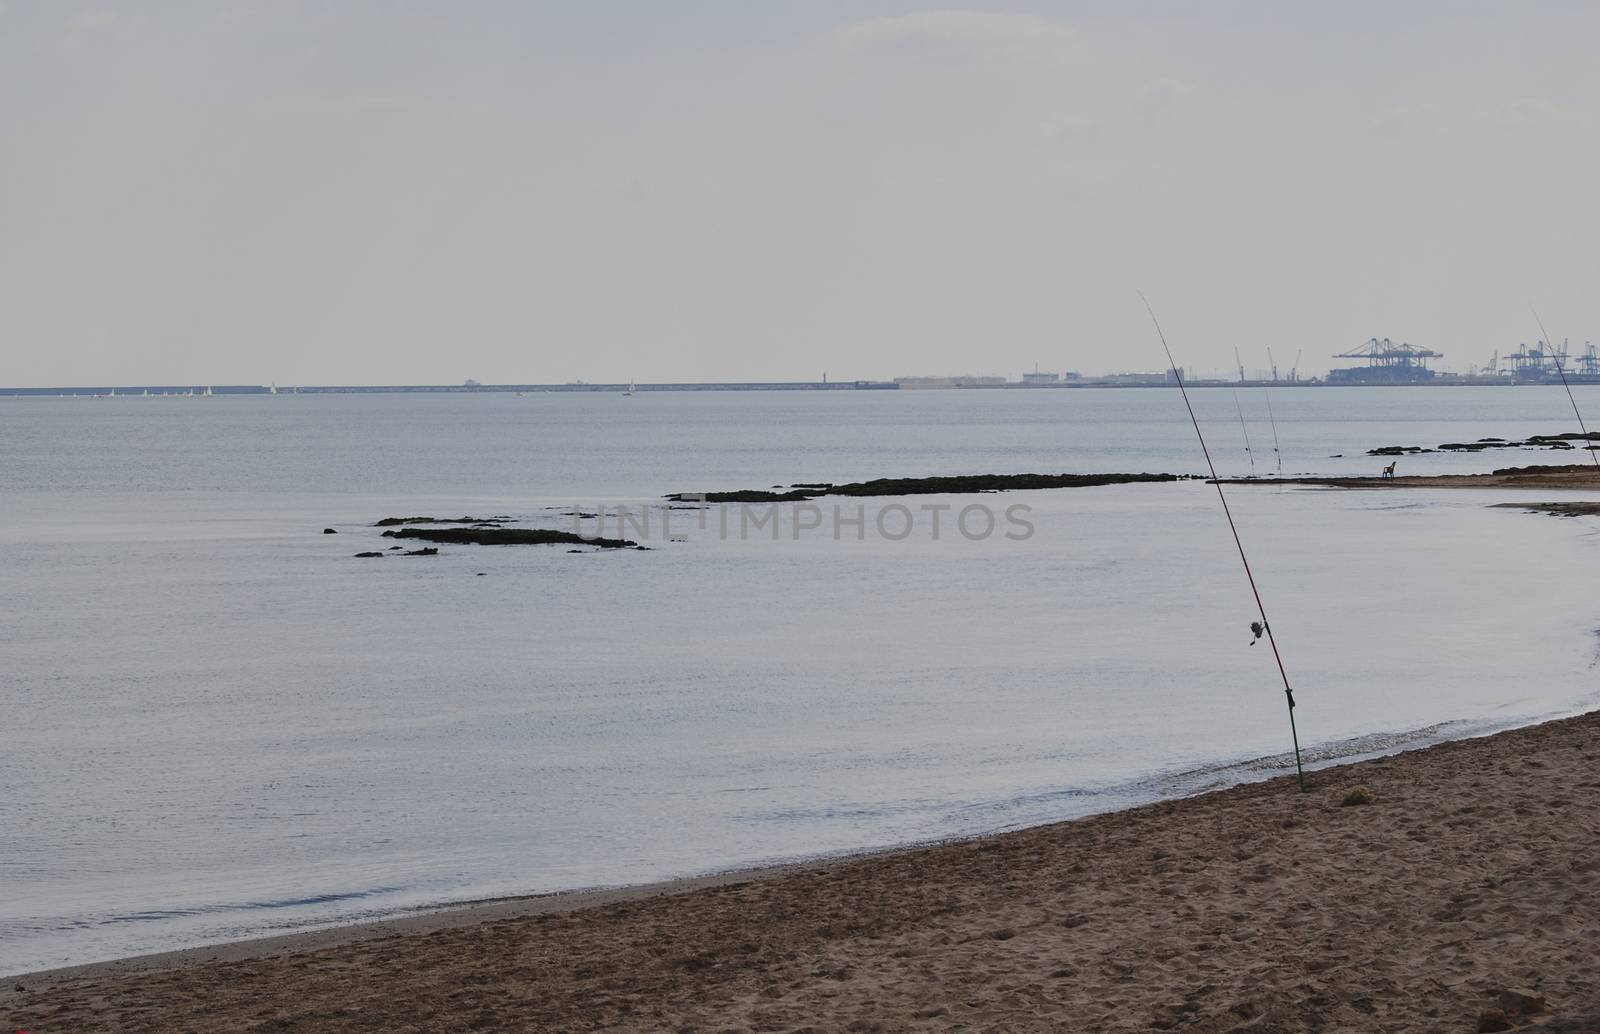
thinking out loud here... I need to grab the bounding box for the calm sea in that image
[3,386,1598,973]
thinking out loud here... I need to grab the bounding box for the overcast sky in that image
[5,2,1600,386]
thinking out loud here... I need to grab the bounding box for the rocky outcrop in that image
[1490,501,1600,517]
[667,472,1194,503]
[1369,432,1600,457]
[374,516,510,527]
[388,527,637,549]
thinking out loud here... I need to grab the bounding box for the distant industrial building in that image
[893,375,1009,389]
[1327,339,1439,384]
[1080,369,1184,386]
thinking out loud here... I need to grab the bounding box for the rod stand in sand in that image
[1285,687,1305,789]
[1141,295,1308,792]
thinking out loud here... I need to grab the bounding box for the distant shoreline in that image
[5,379,1592,396]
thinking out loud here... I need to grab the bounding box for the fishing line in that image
[1531,306,1600,473]
[1263,387,1284,477]
[1232,390,1256,476]
[1141,294,1307,792]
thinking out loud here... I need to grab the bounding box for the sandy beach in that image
[7,710,1600,1033]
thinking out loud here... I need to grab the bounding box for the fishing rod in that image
[1531,306,1600,473]
[1232,390,1256,476]
[1263,386,1284,477]
[1143,295,1307,792]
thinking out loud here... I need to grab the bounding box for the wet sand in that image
[7,711,1600,1033]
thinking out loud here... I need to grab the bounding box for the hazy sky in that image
[5,2,1600,386]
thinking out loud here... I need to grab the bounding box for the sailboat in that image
[622,378,635,397]
[204,386,213,398]
[269,382,278,395]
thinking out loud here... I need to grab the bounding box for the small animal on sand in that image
[1381,460,1397,478]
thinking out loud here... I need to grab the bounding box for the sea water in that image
[3,386,1598,973]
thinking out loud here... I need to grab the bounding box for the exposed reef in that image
[387,527,639,549]
[374,516,510,527]
[666,472,1194,503]
[1367,432,1599,456]
[1491,501,1600,517]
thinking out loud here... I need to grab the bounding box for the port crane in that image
[1234,348,1247,383]
[1289,350,1302,383]
[1328,338,1442,384]
[1505,339,1571,380]
[1266,348,1280,383]
[1334,338,1441,370]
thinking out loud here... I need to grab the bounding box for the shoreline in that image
[10,708,1600,1031]
[8,705,1560,985]
[4,859,861,985]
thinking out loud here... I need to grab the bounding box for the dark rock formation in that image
[667,472,1193,503]
[353,551,385,558]
[388,527,637,549]
[1366,433,1599,457]
[1491,463,1597,476]
[323,528,338,534]
[374,516,509,527]
[401,547,439,556]
[1491,501,1600,517]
